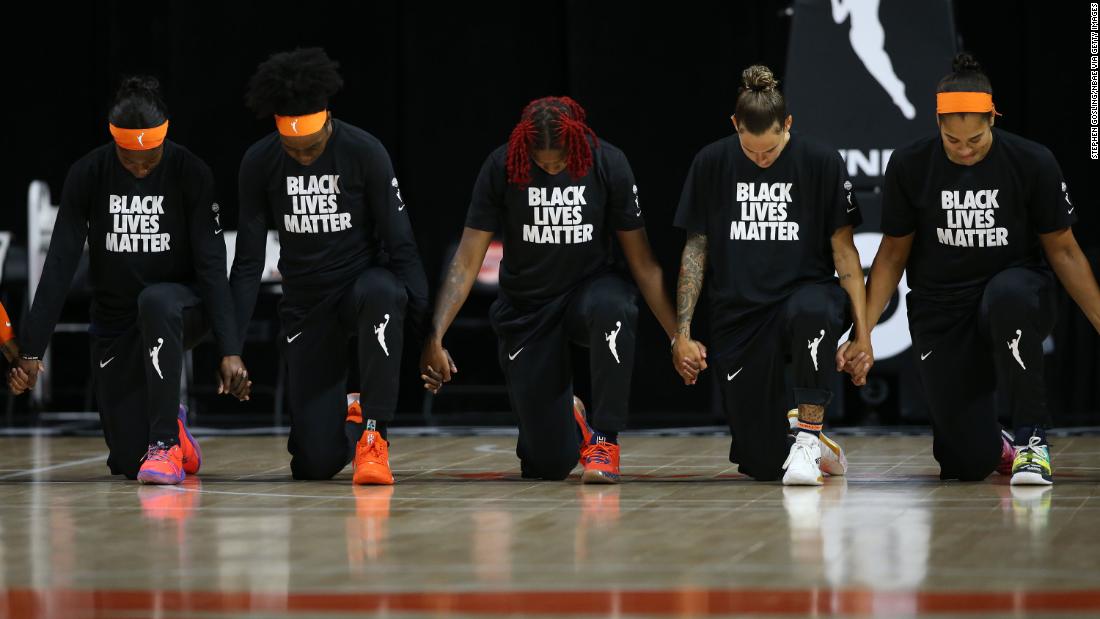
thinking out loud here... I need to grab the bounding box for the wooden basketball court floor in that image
[1,432,1099,618]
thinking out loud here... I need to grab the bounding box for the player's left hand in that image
[218,355,251,401]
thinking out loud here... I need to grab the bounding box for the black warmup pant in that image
[92,283,208,479]
[907,266,1055,481]
[493,273,638,481]
[281,267,407,480]
[713,282,851,481]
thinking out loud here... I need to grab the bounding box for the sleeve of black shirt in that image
[824,150,863,235]
[228,154,268,353]
[604,148,645,231]
[20,163,91,357]
[880,154,916,236]
[673,152,708,234]
[1028,148,1078,233]
[188,161,240,358]
[364,141,430,340]
[464,153,503,232]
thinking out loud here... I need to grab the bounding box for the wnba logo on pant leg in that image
[149,338,165,380]
[605,321,622,364]
[1007,329,1026,370]
[374,314,391,357]
[808,329,826,371]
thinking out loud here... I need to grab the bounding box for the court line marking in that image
[0,454,106,480]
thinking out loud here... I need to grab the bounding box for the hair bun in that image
[742,65,779,93]
[951,52,983,75]
[117,75,161,98]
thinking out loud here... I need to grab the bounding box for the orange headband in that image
[275,110,328,136]
[936,92,1000,116]
[109,120,169,151]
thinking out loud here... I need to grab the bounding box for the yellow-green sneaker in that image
[1010,435,1053,486]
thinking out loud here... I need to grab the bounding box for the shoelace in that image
[360,433,387,462]
[141,442,171,464]
[585,441,613,465]
[783,441,814,470]
[1018,435,1047,465]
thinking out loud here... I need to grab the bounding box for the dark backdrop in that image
[5,0,1098,426]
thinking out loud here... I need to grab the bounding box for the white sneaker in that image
[783,432,824,486]
[787,410,847,476]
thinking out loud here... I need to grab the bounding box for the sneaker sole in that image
[178,406,202,474]
[782,473,824,486]
[581,469,620,484]
[354,465,395,486]
[818,434,847,476]
[353,475,395,486]
[137,471,185,485]
[1010,471,1053,486]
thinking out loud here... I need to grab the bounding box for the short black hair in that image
[108,76,168,128]
[245,47,344,117]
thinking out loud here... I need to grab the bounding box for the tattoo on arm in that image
[431,257,475,338]
[676,233,708,337]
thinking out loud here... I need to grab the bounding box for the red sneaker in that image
[580,437,621,484]
[353,428,394,485]
[137,442,185,485]
[177,405,201,475]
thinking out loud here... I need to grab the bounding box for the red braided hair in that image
[506,96,599,187]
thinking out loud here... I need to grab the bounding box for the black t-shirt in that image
[232,120,429,345]
[674,133,861,340]
[464,139,644,313]
[21,141,239,357]
[882,128,1075,303]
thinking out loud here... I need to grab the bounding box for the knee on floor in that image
[521,452,579,481]
[290,454,348,481]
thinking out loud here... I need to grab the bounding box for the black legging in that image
[493,273,638,481]
[908,266,1056,480]
[280,267,408,480]
[711,282,851,481]
[93,282,208,479]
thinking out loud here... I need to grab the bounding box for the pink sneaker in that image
[137,441,185,485]
[996,429,1014,476]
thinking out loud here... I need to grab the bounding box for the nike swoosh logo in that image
[846,206,857,213]
[398,205,405,211]
[286,332,302,343]
[1068,207,1074,214]
[99,357,115,368]
[508,347,524,361]
[921,351,932,361]
[727,368,742,381]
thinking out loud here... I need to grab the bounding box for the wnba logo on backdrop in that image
[786,0,954,184]
[840,148,894,179]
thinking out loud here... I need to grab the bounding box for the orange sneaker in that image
[353,424,394,485]
[137,441,185,485]
[346,393,363,425]
[580,436,621,484]
[177,405,201,475]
